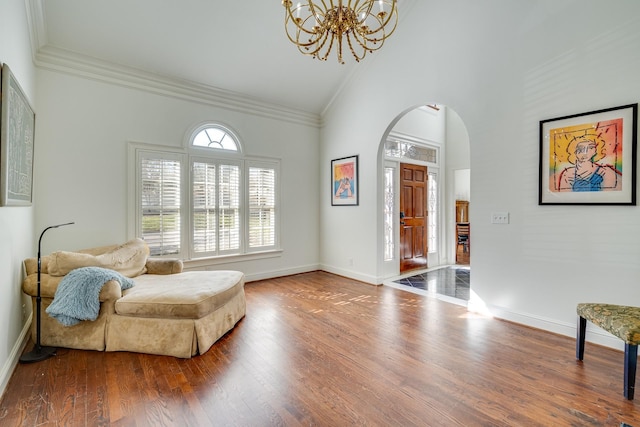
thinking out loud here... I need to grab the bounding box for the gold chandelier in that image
[282,0,398,64]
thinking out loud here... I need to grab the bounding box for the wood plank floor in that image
[1,271,639,426]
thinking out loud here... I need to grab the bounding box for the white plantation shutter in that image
[218,164,241,252]
[193,161,217,253]
[192,161,241,255]
[248,166,276,248]
[139,153,182,256]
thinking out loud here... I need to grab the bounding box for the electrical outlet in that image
[491,212,509,224]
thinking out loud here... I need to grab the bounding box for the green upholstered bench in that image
[576,303,640,400]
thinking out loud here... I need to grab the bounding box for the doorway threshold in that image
[383,265,470,308]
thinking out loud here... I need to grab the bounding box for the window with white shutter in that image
[218,163,241,252]
[138,151,183,256]
[192,159,241,257]
[248,165,276,249]
[192,161,217,254]
[130,123,279,262]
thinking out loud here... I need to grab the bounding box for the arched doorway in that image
[378,104,470,280]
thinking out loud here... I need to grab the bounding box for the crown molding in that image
[26,0,320,127]
[25,0,48,55]
[33,46,321,128]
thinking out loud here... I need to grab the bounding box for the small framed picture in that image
[539,103,637,205]
[331,155,358,206]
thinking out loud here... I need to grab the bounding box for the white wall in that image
[445,109,471,262]
[34,70,321,281]
[321,0,640,348]
[0,0,38,397]
[391,106,444,143]
[454,170,470,202]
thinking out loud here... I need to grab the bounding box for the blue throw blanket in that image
[46,266,135,326]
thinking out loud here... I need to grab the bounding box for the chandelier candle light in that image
[282,0,398,64]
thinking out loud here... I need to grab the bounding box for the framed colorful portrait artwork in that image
[539,103,638,205]
[331,155,358,206]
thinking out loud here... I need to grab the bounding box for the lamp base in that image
[19,345,57,363]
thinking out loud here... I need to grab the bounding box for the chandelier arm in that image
[306,27,332,58]
[350,29,378,56]
[284,20,321,46]
[282,1,303,29]
[355,0,396,33]
[285,0,330,34]
[354,0,374,24]
[346,32,366,62]
[295,29,316,55]
[376,1,398,29]
[357,10,397,44]
[309,0,330,27]
[354,28,387,51]
[318,31,336,61]
[368,7,398,39]
[284,3,327,37]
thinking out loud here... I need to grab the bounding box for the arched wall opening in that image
[377,103,471,280]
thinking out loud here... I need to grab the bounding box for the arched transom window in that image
[192,125,240,152]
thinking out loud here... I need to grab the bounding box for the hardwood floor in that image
[1,271,639,426]
[456,243,470,265]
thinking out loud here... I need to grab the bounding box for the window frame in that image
[190,156,244,259]
[245,159,280,253]
[128,125,280,264]
[189,123,243,154]
[130,146,188,258]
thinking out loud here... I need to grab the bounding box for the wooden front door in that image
[400,163,428,272]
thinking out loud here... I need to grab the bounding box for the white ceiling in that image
[33,0,373,116]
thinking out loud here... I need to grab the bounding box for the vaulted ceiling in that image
[31,0,407,117]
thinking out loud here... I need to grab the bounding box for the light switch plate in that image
[491,212,509,224]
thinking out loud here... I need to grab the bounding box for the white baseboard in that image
[244,264,321,283]
[0,313,31,401]
[482,304,625,352]
[318,264,381,285]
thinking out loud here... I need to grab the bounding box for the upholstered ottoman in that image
[106,271,246,358]
[576,303,640,400]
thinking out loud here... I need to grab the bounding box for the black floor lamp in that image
[19,222,75,364]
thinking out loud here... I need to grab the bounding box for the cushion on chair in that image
[115,271,245,319]
[577,303,640,345]
[48,238,149,277]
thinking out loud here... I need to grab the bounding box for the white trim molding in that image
[25,0,320,128]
